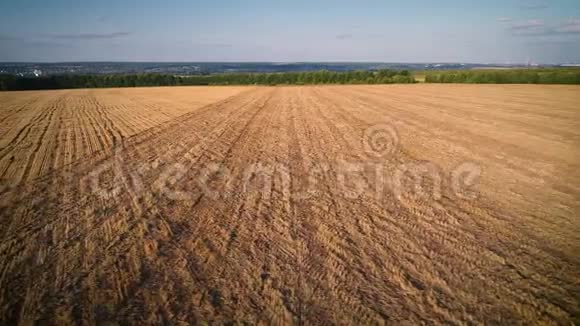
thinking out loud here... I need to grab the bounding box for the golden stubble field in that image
[0,84,578,324]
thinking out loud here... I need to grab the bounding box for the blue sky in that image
[1,0,579,63]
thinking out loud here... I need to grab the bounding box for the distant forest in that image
[0,70,415,91]
[2,68,579,91]
[424,68,580,84]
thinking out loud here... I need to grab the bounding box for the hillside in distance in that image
[0,62,570,77]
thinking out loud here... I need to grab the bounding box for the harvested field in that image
[0,86,248,184]
[0,84,579,324]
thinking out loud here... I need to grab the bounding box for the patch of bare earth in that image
[0,85,578,324]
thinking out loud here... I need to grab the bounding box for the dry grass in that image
[0,84,578,324]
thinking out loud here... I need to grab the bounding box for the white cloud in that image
[336,34,353,40]
[44,32,131,40]
[518,1,548,10]
[510,19,545,30]
[506,18,580,36]
[554,19,580,34]
[497,17,513,23]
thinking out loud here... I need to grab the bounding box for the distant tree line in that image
[0,74,181,91]
[185,69,415,86]
[424,69,580,84]
[0,70,415,91]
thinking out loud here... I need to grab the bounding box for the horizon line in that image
[0,61,574,65]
